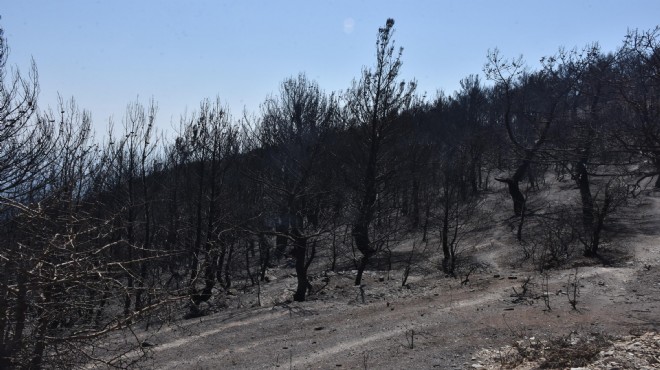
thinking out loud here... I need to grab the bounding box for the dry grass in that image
[495,332,613,369]
[538,332,611,368]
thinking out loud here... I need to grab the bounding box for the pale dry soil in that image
[111,189,660,369]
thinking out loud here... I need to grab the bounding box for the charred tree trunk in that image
[440,183,454,275]
[259,232,271,281]
[502,178,526,216]
[12,269,27,361]
[422,199,431,243]
[441,207,451,274]
[189,159,205,295]
[354,251,373,287]
[197,152,220,305]
[136,138,152,311]
[495,152,532,216]
[590,194,611,257]
[353,147,378,286]
[292,232,309,302]
[576,154,596,256]
[216,244,226,285]
[245,240,255,286]
[28,287,51,370]
[470,160,479,194]
[411,178,420,228]
[330,227,338,272]
[352,221,375,286]
[275,223,288,259]
[124,157,136,316]
[223,243,234,289]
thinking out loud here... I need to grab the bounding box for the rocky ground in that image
[99,186,660,369]
[474,330,660,369]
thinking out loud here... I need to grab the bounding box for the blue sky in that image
[3,1,660,135]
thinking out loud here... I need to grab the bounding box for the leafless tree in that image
[169,98,239,308]
[0,95,178,368]
[614,27,660,188]
[244,74,338,301]
[342,18,416,286]
[485,48,584,216]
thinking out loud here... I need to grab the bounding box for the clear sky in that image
[2,1,660,135]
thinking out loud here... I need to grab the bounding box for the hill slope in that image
[109,188,660,369]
